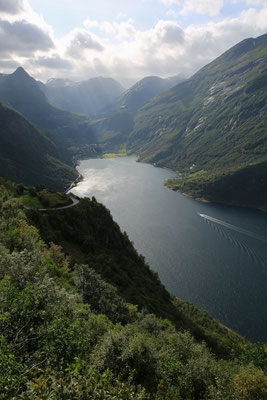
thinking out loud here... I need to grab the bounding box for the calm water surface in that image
[70,157,267,342]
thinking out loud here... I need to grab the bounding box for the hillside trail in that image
[23,194,80,212]
[37,194,80,211]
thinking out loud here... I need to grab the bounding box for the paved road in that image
[38,194,80,211]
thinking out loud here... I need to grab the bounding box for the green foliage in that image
[0,181,266,400]
[21,189,73,210]
[20,363,149,400]
[0,336,27,398]
[165,161,267,211]
[91,112,134,152]
[26,196,248,359]
[92,323,159,391]
[0,102,78,190]
[37,191,72,208]
[102,146,128,158]
[233,363,267,400]
[20,194,43,209]
[117,75,184,114]
[74,264,131,324]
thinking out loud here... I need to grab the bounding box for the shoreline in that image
[165,184,267,215]
[67,155,267,215]
[65,172,83,194]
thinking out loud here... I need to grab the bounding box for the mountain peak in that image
[12,67,30,79]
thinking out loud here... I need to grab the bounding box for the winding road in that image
[37,194,80,211]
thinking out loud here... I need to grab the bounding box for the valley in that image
[1,34,267,212]
[0,27,267,399]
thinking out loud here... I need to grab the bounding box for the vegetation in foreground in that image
[19,186,72,209]
[0,178,266,399]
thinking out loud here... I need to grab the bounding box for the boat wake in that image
[198,213,267,268]
[198,213,266,241]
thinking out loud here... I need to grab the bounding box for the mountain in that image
[89,111,134,152]
[0,67,50,122]
[1,179,266,398]
[0,67,96,157]
[87,75,184,152]
[118,75,185,113]
[127,33,267,210]
[45,78,77,88]
[40,76,125,115]
[0,102,77,189]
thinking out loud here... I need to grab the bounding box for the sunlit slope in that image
[128,34,267,171]
[118,75,184,114]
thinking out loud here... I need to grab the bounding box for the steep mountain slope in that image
[118,75,185,113]
[41,76,125,115]
[0,68,96,156]
[89,111,134,152]
[86,75,185,152]
[1,181,266,398]
[128,34,267,209]
[26,193,247,356]
[0,102,77,189]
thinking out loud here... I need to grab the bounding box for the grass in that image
[20,194,43,209]
[20,190,72,209]
[39,191,72,208]
[102,147,128,158]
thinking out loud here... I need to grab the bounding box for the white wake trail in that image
[198,213,267,242]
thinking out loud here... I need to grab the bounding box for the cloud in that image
[244,0,267,4]
[0,0,25,15]
[161,0,224,16]
[84,18,137,38]
[70,20,186,85]
[54,6,267,86]
[0,19,54,56]
[166,9,179,17]
[1,0,267,88]
[33,54,73,70]
[65,29,104,58]
[0,59,20,69]
[116,12,127,19]
[154,20,185,45]
[180,7,267,69]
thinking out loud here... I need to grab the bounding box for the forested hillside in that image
[0,67,96,159]
[0,102,77,190]
[117,75,184,114]
[0,178,266,399]
[127,33,267,210]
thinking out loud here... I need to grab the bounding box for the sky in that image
[0,0,267,87]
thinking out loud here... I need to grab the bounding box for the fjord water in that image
[70,157,267,342]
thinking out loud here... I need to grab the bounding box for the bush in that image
[74,265,130,324]
[234,363,267,400]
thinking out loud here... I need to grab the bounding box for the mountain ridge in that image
[117,74,185,113]
[126,33,267,210]
[40,75,125,116]
[0,101,77,189]
[0,67,97,162]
